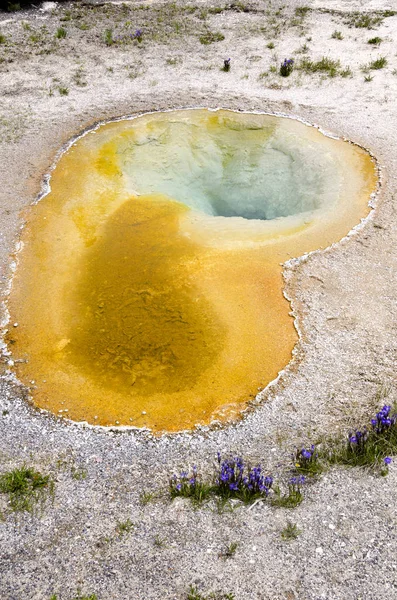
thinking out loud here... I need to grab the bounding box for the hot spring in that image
[6,109,377,432]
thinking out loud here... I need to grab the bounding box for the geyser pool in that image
[6,109,377,432]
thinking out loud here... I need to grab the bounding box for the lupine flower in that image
[384,456,392,465]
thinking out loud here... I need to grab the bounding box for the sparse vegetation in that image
[50,594,97,600]
[299,56,348,77]
[55,27,67,40]
[0,466,53,512]
[340,67,353,78]
[368,36,382,45]
[140,491,156,505]
[281,521,301,540]
[271,477,305,508]
[331,30,343,40]
[347,13,384,29]
[368,56,387,70]
[295,7,310,17]
[71,466,87,480]
[72,67,87,87]
[199,31,225,45]
[296,42,309,54]
[104,28,114,46]
[0,33,6,44]
[116,518,135,537]
[219,541,238,559]
[187,587,235,600]
[154,534,167,548]
[58,86,69,96]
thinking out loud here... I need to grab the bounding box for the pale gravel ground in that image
[1,1,397,598]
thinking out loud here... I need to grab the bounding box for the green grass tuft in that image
[55,27,67,40]
[199,31,225,45]
[368,36,382,44]
[331,30,343,40]
[281,521,301,540]
[187,586,235,600]
[299,56,344,77]
[0,466,53,512]
[369,56,387,69]
[220,541,238,559]
[295,6,310,17]
[103,28,114,46]
[271,484,303,508]
[116,518,134,537]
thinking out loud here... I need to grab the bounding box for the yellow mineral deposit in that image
[6,109,378,432]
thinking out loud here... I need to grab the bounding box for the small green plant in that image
[166,57,181,65]
[187,587,235,600]
[51,595,97,600]
[104,28,114,46]
[72,67,87,87]
[22,21,31,31]
[369,56,387,70]
[71,466,87,480]
[299,56,342,77]
[29,32,41,43]
[55,27,67,40]
[281,521,301,540]
[368,36,382,45]
[170,467,213,506]
[0,466,53,512]
[0,33,6,44]
[340,67,353,78]
[272,477,305,508]
[116,518,134,537]
[199,31,225,45]
[352,14,383,29]
[267,41,275,49]
[7,2,21,11]
[140,490,156,505]
[295,6,310,17]
[331,30,343,40]
[220,541,238,559]
[58,86,69,96]
[296,43,309,54]
[60,10,72,22]
[154,534,166,548]
[364,74,374,82]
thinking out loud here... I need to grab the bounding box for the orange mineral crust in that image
[6,110,378,432]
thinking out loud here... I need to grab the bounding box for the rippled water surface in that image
[7,110,377,431]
